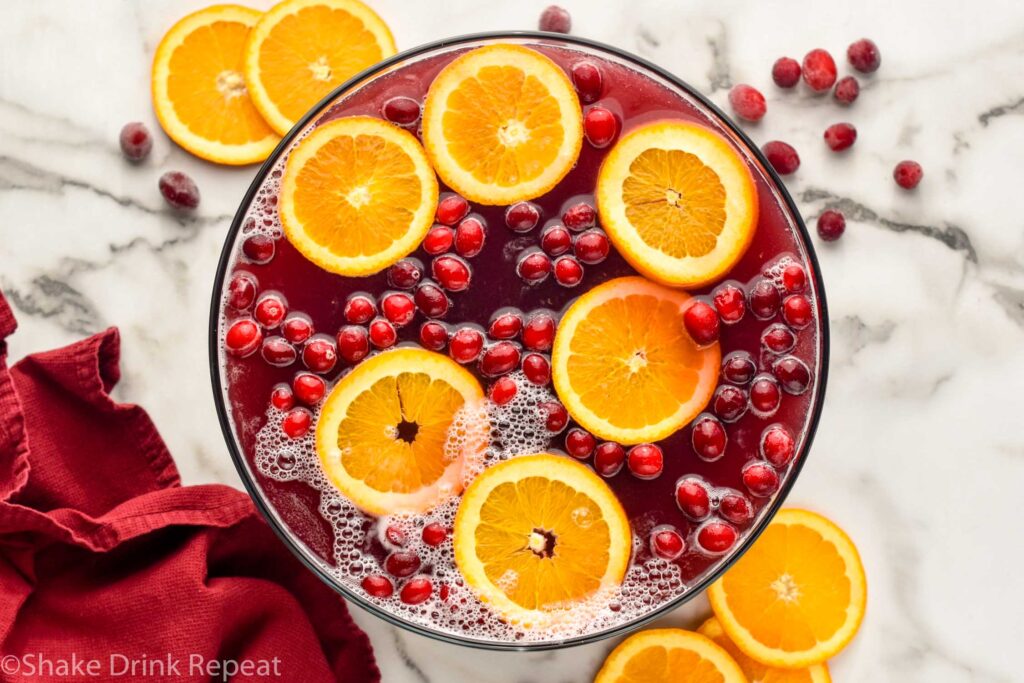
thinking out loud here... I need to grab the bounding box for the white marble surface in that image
[2,0,1023,680]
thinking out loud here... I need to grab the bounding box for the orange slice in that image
[316,348,483,515]
[243,0,396,135]
[422,44,583,205]
[279,116,438,276]
[709,509,867,668]
[152,5,280,165]
[596,121,758,288]
[551,276,720,444]
[699,617,832,683]
[453,454,631,628]
[594,628,747,683]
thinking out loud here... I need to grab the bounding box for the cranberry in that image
[254,292,287,329]
[650,526,686,561]
[761,424,796,468]
[675,477,711,520]
[593,442,626,477]
[480,341,521,376]
[584,107,617,147]
[553,255,584,287]
[538,4,571,33]
[261,336,297,366]
[571,61,603,104]
[226,318,262,357]
[627,444,663,480]
[422,522,448,547]
[833,76,860,105]
[894,160,923,189]
[385,551,421,578]
[119,122,152,161]
[419,321,448,351]
[242,235,276,264]
[522,313,556,351]
[293,372,327,405]
[762,324,796,354]
[748,278,781,319]
[382,96,421,125]
[719,492,754,525]
[712,385,748,423]
[713,283,746,323]
[227,272,258,310]
[423,225,455,255]
[449,327,484,364]
[489,376,518,405]
[742,462,780,497]
[344,294,376,324]
[562,202,597,231]
[847,38,881,73]
[721,351,756,385]
[432,255,471,292]
[400,577,432,605]
[436,194,469,226]
[540,224,573,255]
[782,263,807,294]
[158,171,200,210]
[281,407,312,438]
[749,374,782,417]
[824,122,857,152]
[817,209,846,241]
[762,140,800,175]
[489,311,523,340]
[521,352,551,385]
[388,259,422,289]
[540,401,569,433]
[361,574,394,598]
[369,318,398,349]
[438,583,451,602]
[455,216,486,258]
[697,521,738,554]
[414,282,449,318]
[782,295,812,329]
[565,428,596,459]
[505,202,541,233]
[802,49,837,92]
[282,314,314,344]
[381,292,416,327]
[337,325,370,362]
[574,229,610,264]
[517,251,552,284]
[384,524,407,547]
[728,84,767,122]
[270,383,295,411]
[771,57,801,88]
[691,415,727,461]
[302,335,338,373]
[683,301,719,346]
[773,356,812,395]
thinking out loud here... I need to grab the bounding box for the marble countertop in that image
[2,0,1022,680]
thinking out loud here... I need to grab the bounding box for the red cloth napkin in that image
[0,290,379,682]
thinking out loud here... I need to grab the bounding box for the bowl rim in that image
[208,29,830,652]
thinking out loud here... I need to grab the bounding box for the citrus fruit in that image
[596,121,758,288]
[551,276,720,444]
[453,454,631,627]
[316,347,483,515]
[709,509,867,668]
[279,116,438,276]
[422,44,583,205]
[243,0,396,135]
[594,628,747,683]
[699,617,832,683]
[151,5,280,165]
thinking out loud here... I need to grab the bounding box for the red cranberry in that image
[455,216,486,258]
[540,224,573,255]
[721,351,756,385]
[432,255,472,292]
[553,255,584,287]
[571,61,603,103]
[683,301,719,346]
[158,171,200,210]
[762,140,800,175]
[691,415,727,461]
[480,341,521,376]
[675,477,711,520]
[344,294,376,324]
[728,84,767,122]
[748,278,781,319]
[719,492,754,526]
[270,383,295,411]
[302,335,337,373]
[449,327,484,364]
[749,374,782,417]
[293,372,327,405]
[627,444,663,480]
[782,263,807,294]
[226,318,262,357]
[565,428,596,459]
[824,122,857,152]
[713,283,746,323]
[594,442,626,477]
[894,160,923,189]
[782,295,812,329]
[242,235,276,264]
[422,522,448,547]
[489,376,518,405]
[414,282,449,318]
[650,526,686,561]
[385,551,421,578]
[540,401,569,433]
[562,202,597,231]
[817,209,846,241]
[381,292,416,327]
[574,229,610,264]
[337,325,370,362]
[847,38,881,73]
[712,385,748,423]
[385,524,408,546]
[227,272,258,310]
[382,96,421,125]
[423,225,454,255]
[400,577,432,605]
[833,76,860,105]
[697,521,738,554]
[773,356,812,395]
[281,407,312,438]
[436,194,469,226]
[282,314,314,344]
[761,424,796,468]
[584,107,617,147]
[119,122,152,161]
[522,313,556,351]
[505,202,541,232]
[522,352,551,385]
[517,251,552,284]
[489,311,523,340]
[254,292,287,329]
[762,324,796,354]
[742,462,780,497]
[369,318,398,349]
[771,57,801,88]
[388,259,422,289]
[419,321,448,351]
[261,336,297,366]
[361,574,394,598]
[538,4,571,33]
[802,49,837,92]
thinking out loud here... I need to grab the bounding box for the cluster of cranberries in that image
[507,198,612,288]
[361,521,451,605]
